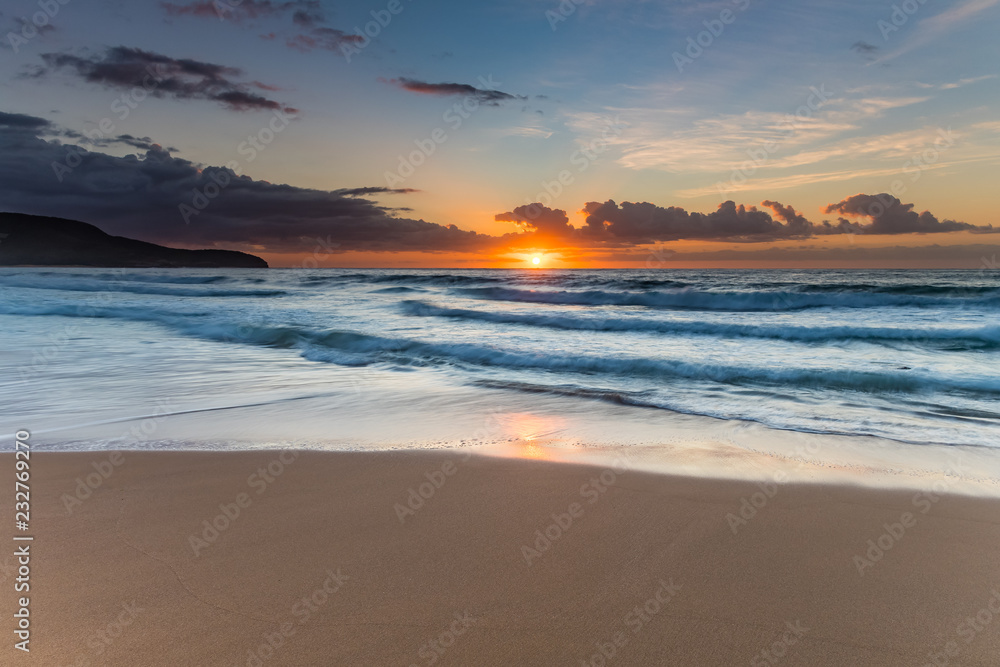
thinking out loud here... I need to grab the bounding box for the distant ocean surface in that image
[2,268,999,450]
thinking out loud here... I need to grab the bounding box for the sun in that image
[531,256,541,266]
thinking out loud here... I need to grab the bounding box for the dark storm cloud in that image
[109,134,158,150]
[89,134,181,153]
[825,193,996,235]
[33,47,296,113]
[0,111,52,130]
[0,114,490,254]
[335,187,420,196]
[385,78,527,105]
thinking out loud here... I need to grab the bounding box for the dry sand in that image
[4,449,1000,666]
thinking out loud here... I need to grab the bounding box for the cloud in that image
[0,111,52,130]
[851,40,879,62]
[384,78,527,105]
[760,200,814,233]
[99,134,180,153]
[763,200,859,236]
[0,113,490,254]
[824,193,996,235]
[874,0,1000,63]
[285,27,364,52]
[583,89,937,176]
[162,0,313,22]
[32,47,296,113]
[497,195,996,246]
[587,244,1000,267]
[501,126,554,139]
[3,114,992,256]
[495,204,575,236]
[290,3,324,27]
[579,199,817,243]
[939,74,997,90]
[161,0,363,53]
[334,186,420,196]
[0,16,56,51]
[0,112,177,154]
[677,150,990,197]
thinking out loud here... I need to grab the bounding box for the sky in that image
[1,0,999,268]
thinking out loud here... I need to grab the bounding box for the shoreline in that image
[10,371,1000,498]
[6,449,1000,665]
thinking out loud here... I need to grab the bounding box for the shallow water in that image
[2,268,998,454]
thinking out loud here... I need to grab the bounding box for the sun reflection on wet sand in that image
[491,412,575,461]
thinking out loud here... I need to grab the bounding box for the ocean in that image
[2,268,999,462]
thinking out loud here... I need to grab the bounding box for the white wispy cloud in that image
[677,155,1000,198]
[940,74,997,90]
[874,0,1000,63]
[571,94,928,173]
[503,126,555,139]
